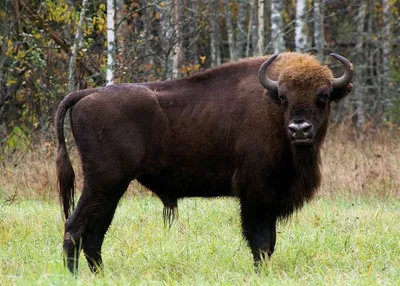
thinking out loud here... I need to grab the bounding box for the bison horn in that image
[330,53,354,89]
[258,54,279,93]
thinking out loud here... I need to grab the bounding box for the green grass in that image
[0,196,399,285]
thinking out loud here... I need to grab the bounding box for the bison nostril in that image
[288,122,313,138]
[303,123,313,134]
[288,125,297,134]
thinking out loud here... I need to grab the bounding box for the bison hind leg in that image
[162,198,178,228]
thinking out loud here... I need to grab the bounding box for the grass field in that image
[1,196,399,285]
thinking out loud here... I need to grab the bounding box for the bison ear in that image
[330,83,353,103]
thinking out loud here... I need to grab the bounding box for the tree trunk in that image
[256,0,264,56]
[172,0,182,78]
[208,0,221,67]
[382,0,392,121]
[354,2,367,129]
[248,0,258,57]
[157,1,173,79]
[67,0,89,93]
[106,0,116,85]
[115,0,126,59]
[313,0,324,62]
[0,0,11,111]
[270,0,286,54]
[224,0,236,61]
[236,0,247,59]
[295,0,308,51]
[188,0,199,66]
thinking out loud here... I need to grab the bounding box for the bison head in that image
[258,53,353,151]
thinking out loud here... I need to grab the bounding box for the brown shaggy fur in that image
[56,52,353,274]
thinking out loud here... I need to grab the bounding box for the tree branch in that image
[19,0,104,81]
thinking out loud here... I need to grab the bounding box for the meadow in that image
[0,127,399,285]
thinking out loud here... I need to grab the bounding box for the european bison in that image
[56,52,353,273]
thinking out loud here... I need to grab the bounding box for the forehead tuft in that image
[276,53,333,89]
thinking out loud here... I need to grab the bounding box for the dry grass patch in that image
[1,125,399,201]
[320,126,400,198]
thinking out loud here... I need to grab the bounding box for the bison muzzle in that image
[56,52,353,274]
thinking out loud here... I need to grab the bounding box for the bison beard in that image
[293,144,317,168]
[56,52,353,274]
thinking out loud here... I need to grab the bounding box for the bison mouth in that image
[291,138,314,146]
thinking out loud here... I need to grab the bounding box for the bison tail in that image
[55,89,95,219]
[56,142,75,220]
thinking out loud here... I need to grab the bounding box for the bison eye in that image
[317,93,330,107]
[279,94,288,106]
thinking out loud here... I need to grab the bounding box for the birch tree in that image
[67,0,89,93]
[172,0,182,78]
[248,0,257,57]
[256,0,264,56]
[295,0,308,51]
[208,0,221,67]
[270,0,285,53]
[106,0,116,85]
[313,0,324,61]
[224,0,236,61]
[187,0,199,66]
[353,2,367,129]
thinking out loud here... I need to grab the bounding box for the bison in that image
[56,52,353,274]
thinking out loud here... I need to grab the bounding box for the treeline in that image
[0,0,399,155]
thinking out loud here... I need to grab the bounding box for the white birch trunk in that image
[271,0,285,54]
[249,0,257,57]
[106,0,116,85]
[354,2,367,129]
[172,0,182,78]
[295,0,308,51]
[67,0,88,93]
[208,0,221,67]
[256,0,264,56]
[313,0,324,61]
[224,0,236,61]
[188,0,199,65]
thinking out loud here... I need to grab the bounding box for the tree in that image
[256,0,265,56]
[353,2,367,129]
[172,0,182,78]
[382,0,393,121]
[236,0,247,59]
[106,0,116,85]
[67,0,89,93]
[313,0,324,61]
[295,0,309,51]
[224,0,236,61]
[270,0,285,53]
[248,0,258,57]
[208,0,221,67]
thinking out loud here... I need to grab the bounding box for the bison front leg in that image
[240,197,277,266]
